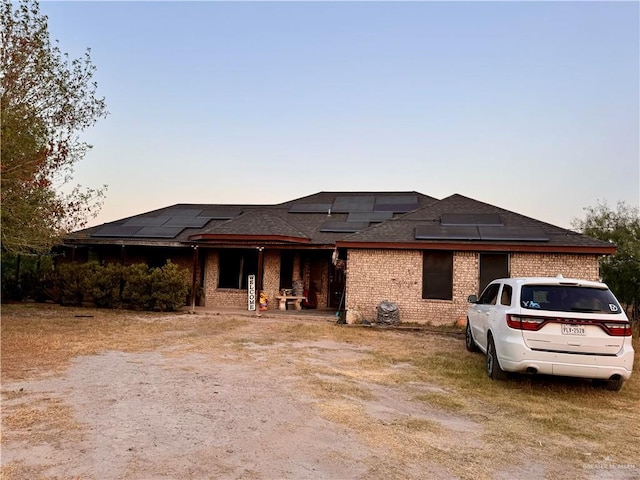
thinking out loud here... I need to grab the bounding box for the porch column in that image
[189,245,199,313]
[256,247,264,316]
[256,246,264,295]
[292,252,301,280]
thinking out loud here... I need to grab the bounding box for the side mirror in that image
[467,295,478,303]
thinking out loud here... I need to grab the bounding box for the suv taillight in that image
[507,315,547,331]
[603,322,632,337]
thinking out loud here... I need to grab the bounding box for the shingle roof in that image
[64,192,613,254]
[336,194,614,252]
[191,210,310,243]
[69,191,435,246]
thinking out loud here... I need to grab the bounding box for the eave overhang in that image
[62,238,193,248]
[335,241,616,255]
[189,233,310,244]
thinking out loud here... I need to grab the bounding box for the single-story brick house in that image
[61,191,614,325]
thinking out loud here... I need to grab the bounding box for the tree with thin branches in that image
[1,0,108,254]
[572,200,640,322]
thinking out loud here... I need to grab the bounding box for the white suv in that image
[466,276,634,391]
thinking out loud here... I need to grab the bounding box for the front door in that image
[329,263,345,309]
[479,253,509,294]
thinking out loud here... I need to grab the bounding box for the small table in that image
[275,295,306,311]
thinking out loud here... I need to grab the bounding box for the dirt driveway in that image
[2,305,639,479]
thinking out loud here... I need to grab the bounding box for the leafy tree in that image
[1,0,108,254]
[572,200,640,321]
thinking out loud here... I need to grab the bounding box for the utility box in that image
[376,300,400,325]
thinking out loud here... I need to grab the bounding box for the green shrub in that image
[122,263,152,310]
[89,263,124,308]
[18,269,52,302]
[55,262,99,306]
[19,260,189,312]
[148,261,189,311]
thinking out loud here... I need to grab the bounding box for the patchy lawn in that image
[1,304,639,480]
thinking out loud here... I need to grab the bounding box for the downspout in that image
[256,246,264,317]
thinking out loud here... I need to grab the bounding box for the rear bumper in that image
[497,339,634,380]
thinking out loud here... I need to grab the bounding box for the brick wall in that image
[262,251,281,308]
[510,253,599,280]
[202,249,282,309]
[345,249,601,326]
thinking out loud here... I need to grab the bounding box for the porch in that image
[181,305,340,322]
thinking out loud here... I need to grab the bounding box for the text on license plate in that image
[561,324,586,336]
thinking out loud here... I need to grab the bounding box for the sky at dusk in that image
[39,0,639,230]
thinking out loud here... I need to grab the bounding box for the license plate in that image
[561,324,586,336]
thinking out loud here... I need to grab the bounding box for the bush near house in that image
[121,263,153,310]
[89,263,125,309]
[148,262,190,312]
[55,262,99,306]
[120,262,189,311]
[1,259,189,312]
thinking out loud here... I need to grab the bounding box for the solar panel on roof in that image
[415,224,549,242]
[441,213,503,226]
[374,195,418,211]
[288,203,333,213]
[320,221,370,233]
[198,209,242,220]
[123,216,170,227]
[131,226,185,238]
[165,208,202,217]
[347,211,393,223]
[92,225,144,237]
[163,217,210,228]
[376,195,418,205]
[415,225,481,241]
[374,203,418,213]
[332,196,376,213]
[478,226,549,241]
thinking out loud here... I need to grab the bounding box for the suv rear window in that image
[520,285,622,314]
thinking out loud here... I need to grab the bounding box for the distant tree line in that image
[572,200,640,323]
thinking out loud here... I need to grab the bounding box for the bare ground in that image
[1,305,639,480]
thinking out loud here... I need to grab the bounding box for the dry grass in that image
[308,375,377,400]
[3,397,83,444]
[0,304,194,381]
[2,304,639,480]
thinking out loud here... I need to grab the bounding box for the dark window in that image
[148,255,167,270]
[478,283,500,305]
[500,284,512,306]
[279,251,294,289]
[88,247,101,265]
[479,253,509,294]
[422,251,453,300]
[147,247,174,269]
[218,249,258,289]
